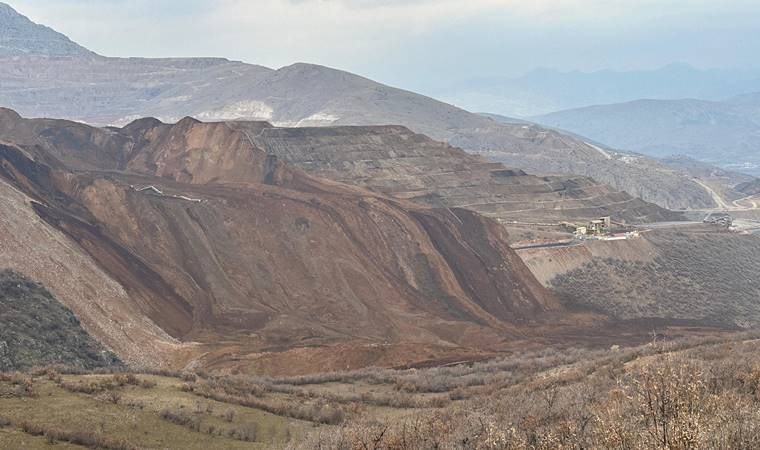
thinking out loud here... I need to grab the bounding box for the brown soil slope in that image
[0,108,567,373]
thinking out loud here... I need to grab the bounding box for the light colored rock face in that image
[0,2,93,57]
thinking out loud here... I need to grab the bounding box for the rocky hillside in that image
[246,124,679,224]
[0,2,720,210]
[0,269,119,371]
[0,108,575,373]
[0,2,93,57]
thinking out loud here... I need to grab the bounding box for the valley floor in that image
[2,331,760,449]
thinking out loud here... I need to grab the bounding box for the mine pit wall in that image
[516,237,657,286]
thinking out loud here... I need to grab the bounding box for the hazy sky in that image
[10,0,760,91]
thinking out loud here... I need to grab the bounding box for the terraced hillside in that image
[245,124,680,225]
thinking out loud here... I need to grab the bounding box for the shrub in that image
[104,390,121,404]
[159,408,201,432]
[229,423,258,442]
[18,421,134,450]
[0,372,37,397]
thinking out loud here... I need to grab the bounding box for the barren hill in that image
[0,2,93,57]
[0,2,720,210]
[0,108,577,373]
[242,124,679,225]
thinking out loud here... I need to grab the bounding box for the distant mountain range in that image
[0,1,749,210]
[534,93,760,177]
[431,64,760,117]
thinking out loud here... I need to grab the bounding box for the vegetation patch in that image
[0,269,120,371]
[550,231,760,327]
[18,420,135,450]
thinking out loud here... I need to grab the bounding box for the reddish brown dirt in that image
[0,110,578,373]
[1,110,731,374]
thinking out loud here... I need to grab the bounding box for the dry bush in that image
[181,372,197,382]
[58,380,104,395]
[159,408,201,432]
[139,378,157,389]
[290,336,760,450]
[0,372,37,397]
[183,379,346,424]
[222,408,236,422]
[58,374,155,396]
[103,389,121,404]
[18,421,135,450]
[229,423,258,442]
[45,369,62,383]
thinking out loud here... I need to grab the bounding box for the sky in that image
[9,0,760,92]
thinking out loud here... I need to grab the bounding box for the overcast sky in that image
[9,0,760,91]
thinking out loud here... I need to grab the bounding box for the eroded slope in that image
[0,110,564,372]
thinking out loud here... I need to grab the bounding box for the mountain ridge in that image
[0,2,728,211]
[433,63,760,117]
[534,92,760,177]
[0,2,94,57]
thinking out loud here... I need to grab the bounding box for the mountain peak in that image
[0,2,95,57]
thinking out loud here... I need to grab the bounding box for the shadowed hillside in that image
[0,270,119,371]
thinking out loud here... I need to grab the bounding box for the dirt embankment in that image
[517,237,657,285]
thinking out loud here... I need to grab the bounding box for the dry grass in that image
[4,333,760,449]
[291,334,760,449]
